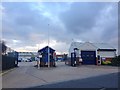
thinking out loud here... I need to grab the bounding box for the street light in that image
[48,24,50,67]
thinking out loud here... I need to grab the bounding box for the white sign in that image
[102,58,105,60]
[39,55,42,58]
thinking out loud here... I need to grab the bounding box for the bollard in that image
[37,60,40,69]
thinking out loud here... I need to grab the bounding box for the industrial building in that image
[18,52,37,61]
[68,42,116,66]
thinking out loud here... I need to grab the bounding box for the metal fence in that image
[2,55,18,71]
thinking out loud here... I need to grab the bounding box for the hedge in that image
[111,55,120,66]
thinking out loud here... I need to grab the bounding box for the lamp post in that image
[48,24,50,67]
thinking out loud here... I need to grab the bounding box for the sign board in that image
[39,55,42,58]
[102,58,106,61]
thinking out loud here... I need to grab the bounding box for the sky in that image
[1,2,118,54]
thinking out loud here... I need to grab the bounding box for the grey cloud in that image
[59,2,108,35]
[99,3,118,42]
[2,2,73,46]
[2,2,52,44]
[2,2,118,52]
[59,2,118,46]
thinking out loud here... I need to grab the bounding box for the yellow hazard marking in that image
[0,68,15,76]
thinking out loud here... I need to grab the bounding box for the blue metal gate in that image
[81,51,96,65]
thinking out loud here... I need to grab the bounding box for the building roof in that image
[71,42,83,49]
[71,42,116,50]
[38,46,55,53]
[93,43,115,49]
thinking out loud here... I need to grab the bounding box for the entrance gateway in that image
[81,51,96,65]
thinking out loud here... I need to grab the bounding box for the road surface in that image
[2,61,119,88]
[34,72,119,88]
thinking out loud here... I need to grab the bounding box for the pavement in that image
[2,61,119,88]
[0,68,16,76]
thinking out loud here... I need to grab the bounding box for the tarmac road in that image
[2,61,119,89]
[34,72,119,88]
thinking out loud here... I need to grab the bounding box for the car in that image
[29,60,32,62]
[18,60,21,62]
[22,58,28,62]
[27,58,32,62]
[18,58,22,62]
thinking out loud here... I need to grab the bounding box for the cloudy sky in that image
[1,2,118,54]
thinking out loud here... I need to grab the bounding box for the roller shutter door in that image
[81,51,96,65]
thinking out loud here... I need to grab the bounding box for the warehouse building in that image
[18,52,37,61]
[68,42,116,65]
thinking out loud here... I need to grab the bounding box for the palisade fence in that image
[2,55,18,71]
[0,40,18,71]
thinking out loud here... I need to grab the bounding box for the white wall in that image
[98,51,116,58]
[80,42,97,51]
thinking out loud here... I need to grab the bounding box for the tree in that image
[30,52,35,61]
[0,40,7,55]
